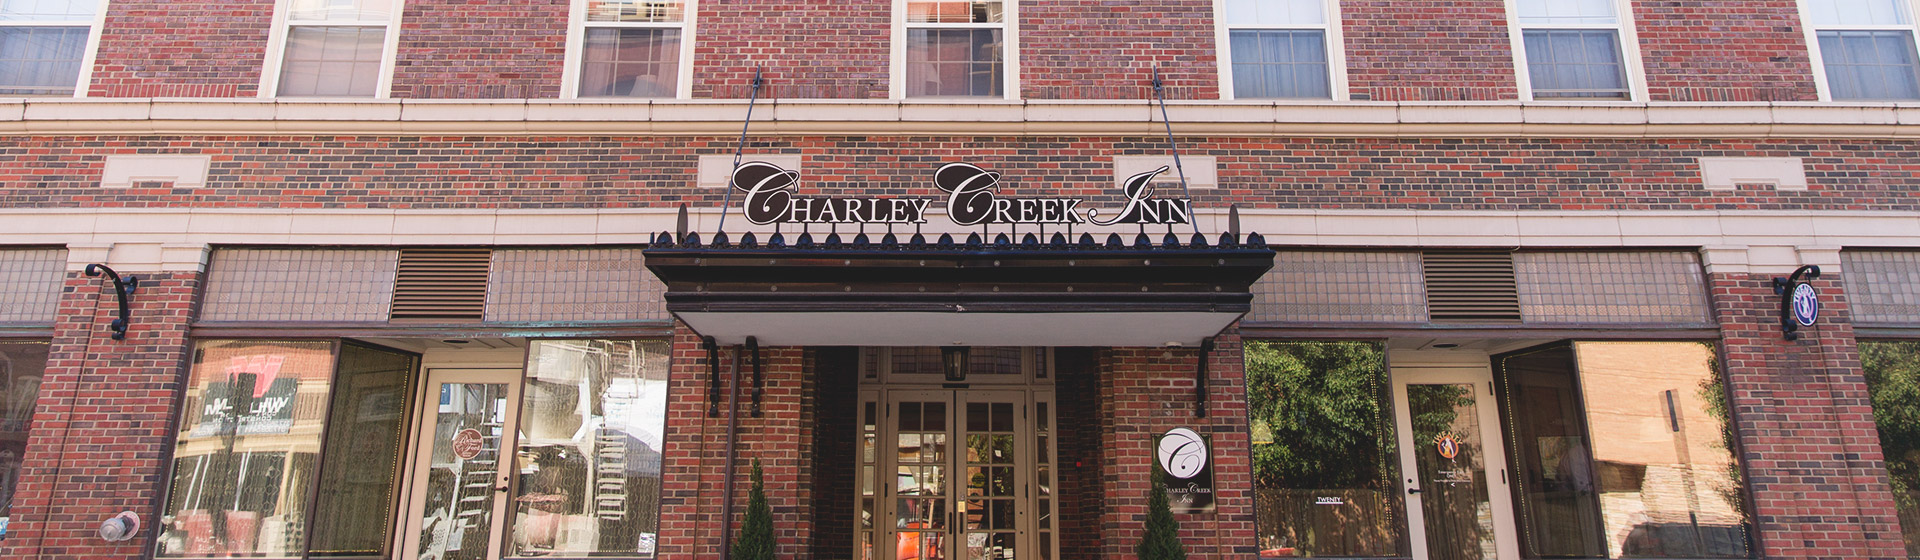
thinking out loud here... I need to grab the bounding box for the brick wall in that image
[0,271,198,560]
[5,136,1919,212]
[1018,0,1217,100]
[807,348,858,559]
[390,0,569,99]
[1097,337,1257,559]
[691,0,890,99]
[1054,348,1107,559]
[88,1,274,98]
[1632,0,1820,102]
[1339,0,1520,101]
[1709,272,1909,558]
[656,326,812,559]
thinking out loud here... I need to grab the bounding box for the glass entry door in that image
[877,389,1050,560]
[399,369,523,560]
[1391,367,1519,560]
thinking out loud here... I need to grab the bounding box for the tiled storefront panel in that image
[0,249,66,323]
[1515,251,1713,324]
[485,248,666,323]
[1249,252,1429,323]
[200,249,398,322]
[1843,250,1920,326]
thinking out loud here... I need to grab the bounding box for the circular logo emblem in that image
[1156,428,1208,480]
[450,428,485,460]
[1435,434,1461,460]
[1792,283,1820,327]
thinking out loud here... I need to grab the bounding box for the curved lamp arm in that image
[84,264,139,340]
[1772,264,1821,341]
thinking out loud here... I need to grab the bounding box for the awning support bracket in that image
[1196,337,1214,418]
[716,66,765,235]
[704,335,721,417]
[1152,64,1200,236]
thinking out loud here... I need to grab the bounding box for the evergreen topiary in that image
[733,458,775,560]
[1136,472,1188,560]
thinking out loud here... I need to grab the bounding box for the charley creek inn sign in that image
[730,160,1196,227]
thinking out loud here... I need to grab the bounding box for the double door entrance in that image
[861,388,1058,560]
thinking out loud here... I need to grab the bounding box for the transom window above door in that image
[1219,0,1345,100]
[1803,0,1920,100]
[898,0,1014,98]
[567,0,693,98]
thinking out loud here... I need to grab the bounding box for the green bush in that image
[733,459,774,560]
[1136,473,1188,560]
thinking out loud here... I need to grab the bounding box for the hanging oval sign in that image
[450,428,485,460]
[1791,283,1820,327]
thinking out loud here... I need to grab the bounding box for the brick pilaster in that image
[0,270,200,560]
[1710,272,1908,559]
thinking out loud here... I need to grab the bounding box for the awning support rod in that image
[1152,64,1201,236]
[717,66,765,235]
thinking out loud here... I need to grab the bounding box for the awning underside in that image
[642,231,1276,346]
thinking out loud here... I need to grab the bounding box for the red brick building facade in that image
[0,1,1917,560]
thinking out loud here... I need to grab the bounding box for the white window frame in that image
[0,0,110,98]
[560,0,697,99]
[1503,0,1648,101]
[1799,0,1920,101]
[1212,0,1349,101]
[890,0,1021,100]
[258,0,404,98]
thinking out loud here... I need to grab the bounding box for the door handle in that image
[1407,487,1422,495]
[495,485,511,493]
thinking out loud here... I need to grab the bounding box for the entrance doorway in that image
[398,368,524,560]
[856,348,1058,560]
[1391,366,1520,560]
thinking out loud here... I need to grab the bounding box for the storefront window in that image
[1495,341,1750,559]
[0,341,48,533]
[1863,340,1920,557]
[158,340,417,559]
[509,339,670,558]
[1246,340,1407,558]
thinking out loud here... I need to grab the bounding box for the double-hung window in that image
[266,0,398,97]
[1219,0,1342,100]
[898,1,1013,98]
[1803,0,1920,100]
[0,0,101,96]
[1510,0,1639,100]
[567,0,692,98]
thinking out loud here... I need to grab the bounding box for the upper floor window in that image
[897,0,1014,98]
[1804,0,1920,100]
[1219,0,1344,100]
[566,0,692,98]
[1511,0,1640,100]
[0,0,100,96]
[266,0,399,97]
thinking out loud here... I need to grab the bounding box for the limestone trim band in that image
[7,99,1920,138]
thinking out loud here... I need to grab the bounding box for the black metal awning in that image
[642,231,1275,346]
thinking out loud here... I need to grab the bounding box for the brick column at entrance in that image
[1708,272,1907,559]
[656,325,813,559]
[1097,333,1258,559]
[0,270,200,560]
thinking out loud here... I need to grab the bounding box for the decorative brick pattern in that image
[1514,250,1713,324]
[0,271,199,560]
[1708,272,1908,559]
[690,0,890,99]
[1018,0,1218,100]
[390,0,569,99]
[6,137,1920,212]
[87,1,274,98]
[1097,336,1257,559]
[1339,0,1521,101]
[485,248,666,323]
[1841,250,1920,326]
[1249,251,1428,324]
[1630,0,1820,102]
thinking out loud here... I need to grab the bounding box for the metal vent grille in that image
[391,248,492,322]
[1422,251,1522,323]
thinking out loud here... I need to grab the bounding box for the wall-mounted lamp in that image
[941,346,970,382]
